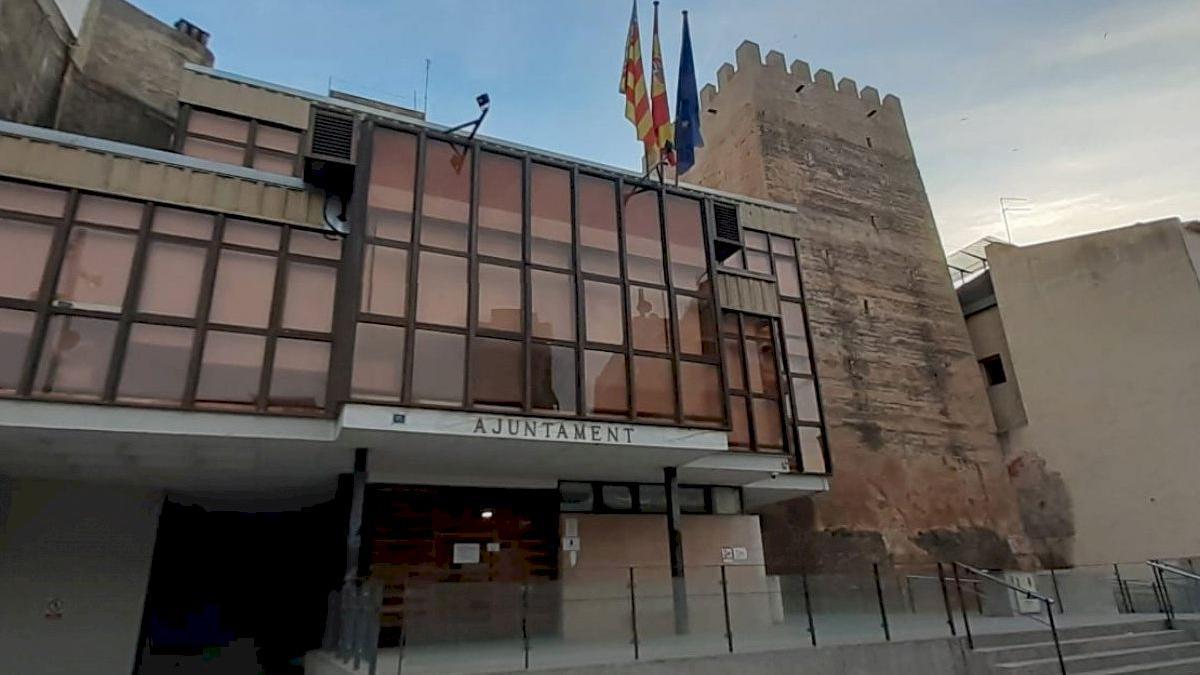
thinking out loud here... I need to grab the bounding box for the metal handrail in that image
[1148,560,1200,582]
[953,562,1066,675]
[1146,560,1200,628]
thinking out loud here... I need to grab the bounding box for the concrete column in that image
[664,467,689,633]
[344,447,369,584]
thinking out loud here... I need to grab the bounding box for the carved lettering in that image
[469,417,635,444]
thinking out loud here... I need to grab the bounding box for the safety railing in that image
[1147,559,1200,629]
[951,562,1066,675]
[322,579,383,675]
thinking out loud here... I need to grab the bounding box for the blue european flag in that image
[674,11,704,175]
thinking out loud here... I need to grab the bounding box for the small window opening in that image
[866,136,873,148]
[795,85,806,93]
[980,354,1007,386]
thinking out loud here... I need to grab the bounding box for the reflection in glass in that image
[753,398,784,451]
[183,137,244,165]
[602,485,633,510]
[118,324,192,403]
[477,264,522,333]
[793,376,820,422]
[196,331,264,407]
[351,323,405,402]
[268,338,330,410]
[55,227,136,311]
[152,208,212,239]
[578,175,619,276]
[584,280,624,345]
[411,330,464,405]
[729,396,751,448]
[209,249,275,328]
[676,295,716,356]
[471,337,522,409]
[531,269,574,340]
[415,251,467,327]
[290,230,342,259]
[420,140,470,250]
[629,286,670,353]
[775,255,801,297]
[283,261,336,333]
[531,164,572,268]
[665,195,706,291]
[368,130,418,242]
[680,361,723,425]
[224,218,280,250]
[361,245,407,317]
[633,355,674,420]
[723,338,745,390]
[0,218,54,300]
[74,196,143,229]
[799,426,827,473]
[584,350,627,417]
[623,189,664,284]
[0,181,67,217]
[478,152,523,259]
[532,343,576,413]
[560,482,594,512]
[187,110,249,142]
[35,316,117,399]
[0,309,35,392]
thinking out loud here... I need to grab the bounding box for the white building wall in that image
[0,477,162,675]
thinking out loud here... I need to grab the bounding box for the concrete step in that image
[973,619,1168,648]
[977,629,1189,663]
[1083,656,1200,675]
[994,641,1200,675]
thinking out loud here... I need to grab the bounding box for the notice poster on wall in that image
[452,542,481,564]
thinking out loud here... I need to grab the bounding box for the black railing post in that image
[521,582,531,669]
[1154,565,1176,628]
[952,564,974,649]
[628,567,640,660]
[1049,568,1064,614]
[1113,564,1130,613]
[1045,599,1067,675]
[720,565,734,653]
[937,563,957,637]
[801,570,817,646]
[872,563,891,641]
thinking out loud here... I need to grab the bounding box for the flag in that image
[650,1,674,166]
[674,10,704,175]
[619,0,657,165]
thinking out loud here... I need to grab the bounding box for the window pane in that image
[665,196,706,291]
[585,350,627,417]
[471,337,522,409]
[729,396,751,448]
[351,323,405,402]
[770,235,795,257]
[633,355,674,420]
[775,255,801,297]
[74,196,143,229]
[624,189,663,284]
[55,226,135,311]
[578,175,619,277]
[187,110,249,142]
[34,316,116,399]
[478,152,522,260]
[639,485,666,513]
[183,137,245,165]
[532,343,576,413]
[781,302,806,337]
[268,338,329,411]
[196,331,264,406]
[560,482,593,512]
[745,339,778,396]
[629,286,670,353]
[712,487,742,515]
[584,280,624,345]
[255,125,301,153]
[223,218,280,250]
[290,229,342,259]
[799,426,827,473]
[723,338,745,390]
[0,181,66,217]
[411,330,464,406]
[530,269,574,340]
[746,250,771,275]
[602,485,633,511]
[793,376,820,422]
[283,261,335,333]
[368,130,418,242]
[478,264,522,333]
[680,362,723,426]
[138,241,204,317]
[744,230,768,251]
[679,487,707,514]
[117,324,192,404]
[0,309,35,392]
[420,139,470,250]
[0,218,53,300]
[361,245,407,317]
[531,164,572,268]
[753,398,784,451]
[152,207,212,239]
[252,151,295,176]
[416,251,467,327]
[209,249,275,328]
[676,295,717,357]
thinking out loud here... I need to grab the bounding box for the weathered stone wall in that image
[0,0,73,126]
[54,0,213,148]
[690,41,1030,571]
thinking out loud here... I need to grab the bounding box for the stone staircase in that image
[971,620,1200,674]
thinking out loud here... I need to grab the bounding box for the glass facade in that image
[179,108,303,177]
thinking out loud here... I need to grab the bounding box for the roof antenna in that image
[423,58,431,113]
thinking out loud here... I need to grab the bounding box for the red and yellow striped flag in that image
[650,1,674,166]
[619,0,657,166]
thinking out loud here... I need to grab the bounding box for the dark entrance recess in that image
[135,496,345,675]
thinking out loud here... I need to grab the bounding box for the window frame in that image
[175,104,305,178]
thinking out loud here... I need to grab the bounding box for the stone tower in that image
[690,41,1030,569]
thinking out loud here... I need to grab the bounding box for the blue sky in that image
[138,0,1200,251]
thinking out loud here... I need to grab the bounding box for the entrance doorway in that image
[136,496,344,675]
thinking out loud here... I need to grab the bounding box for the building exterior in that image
[957,219,1200,569]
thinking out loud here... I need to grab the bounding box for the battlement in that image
[700,40,905,124]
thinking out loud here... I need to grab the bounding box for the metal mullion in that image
[256,227,292,411]
[409,322,469,335]
[363,236,410,252]
[578,270,622,284]
[102,201,155,401]
[408,242,468,259]
[475,327,523,341]
[0,298,38,312]
[465,142,481,409]
[145,230,215,248]
[129,313,197,329]
[657,187,683,424]
[356,313,408,328]
[0,209,64,227]
[327,119,374,411]
[18,190,78,396]
[569,166,585,417]
[218,241,281,257]
[244,120,259,169]
[531,336,576,350]
[767,317,800,465]
[182,215,227,406]
[614,178,635,420]
[475,252,522,267]
[284,252,342,269]
[401,130,428,404]
[521,155,533,412]
[581,341,624,354]
[277,328,334,341]
[526,261,572,274]
[736,314,759,452]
